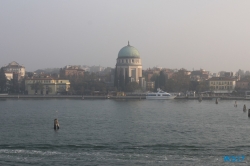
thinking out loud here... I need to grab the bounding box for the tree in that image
[125,82,140,92]
[20,79,25,94]
[26,72,34,78]
[80,86,85,95]
[150,73,159,82]
[189,81,199,91]
[125,69,129,86]
[170,69,190,92]
[46,86,52,94]
[118,70,125,91]
[154,76,160,90]
[0,68,7,92]
[159,71,166,90]
[195,81,209,92]
[30,82,44,94]
[165,79,175,92]
[236,69,245,77]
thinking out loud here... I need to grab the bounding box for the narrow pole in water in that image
[54,111,59,130]
[234,101,237,107]
[243,105,246,112]
[215,98,218,104]
[54,119,59,130]
[198,96,202,102]
[248,109,250,117]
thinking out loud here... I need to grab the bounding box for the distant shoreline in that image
[0,95,247,100]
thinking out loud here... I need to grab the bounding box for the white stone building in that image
[25,78,70,95]
[3,61,25,80]
[114,42,145,89]
[208,77,236,93]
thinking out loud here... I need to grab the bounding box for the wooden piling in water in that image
[54,119,59,130]
[243,105,246,112]
[234,101,237,107]
[215,98,218,104]
[198,96,202,102]
[248,109,250,117]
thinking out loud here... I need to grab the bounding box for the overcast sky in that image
[1,0,250,72]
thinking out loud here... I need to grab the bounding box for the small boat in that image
[146,88,176,100]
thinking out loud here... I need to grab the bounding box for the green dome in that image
[118,42,140,58]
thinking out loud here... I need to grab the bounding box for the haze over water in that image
[1,1,250,72]
[0,99,249,165]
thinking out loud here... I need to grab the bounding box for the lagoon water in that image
[0,99,250,165]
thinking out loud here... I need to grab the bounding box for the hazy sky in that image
[1,0,250,72]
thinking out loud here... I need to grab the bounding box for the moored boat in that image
[146,88,176,99]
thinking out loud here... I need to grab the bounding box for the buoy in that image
[243,105,246,112]
[248,109,250,117]
[54,119,59,130]
[234,101,237,107]
[215,98,218,104]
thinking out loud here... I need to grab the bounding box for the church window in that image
[132,59,134,63]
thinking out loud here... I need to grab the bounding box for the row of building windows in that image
[65,72,84,75]
[147,94,171,96]
[210,86,233,90]
[118,59,140,64]
[5,68,22,71]
[31,80,65,83]
[210,81,233,85]
[32,80,52,83]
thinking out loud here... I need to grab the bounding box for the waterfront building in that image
[236,80,250,90]
[4,72,14,80]
[146,81,155,91]
[25,78,70,95]
[208,77,236,93]
[60,65,84,78]
[2,61,25,80]
[114,42,145,89]
[224,72,234,78]
[190,69,209,81]
[89,65,105,73]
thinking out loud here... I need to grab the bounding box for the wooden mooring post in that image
[54,119,59,130]
[243,105,246,112]
[234,101,237,107]
[198,96,202,102]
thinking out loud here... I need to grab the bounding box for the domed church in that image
[114,41,145,90]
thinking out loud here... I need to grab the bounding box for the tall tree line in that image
[0,68,7,92]
[152,69,208,92]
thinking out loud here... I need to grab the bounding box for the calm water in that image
[0,99,250,165]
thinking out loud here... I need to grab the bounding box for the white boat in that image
[146,88,176,99]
